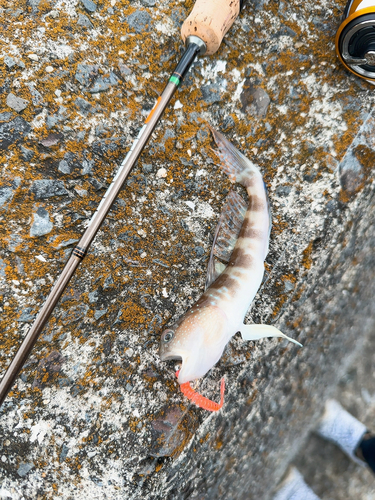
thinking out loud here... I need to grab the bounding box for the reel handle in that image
[181,0,246,55]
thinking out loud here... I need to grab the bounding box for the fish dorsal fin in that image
[205,190,247,290]
[205,259,226,291]
[214,190,247,262]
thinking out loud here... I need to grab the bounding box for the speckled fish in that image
[159,127,301,409]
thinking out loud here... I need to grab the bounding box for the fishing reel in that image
[336,0,375,82]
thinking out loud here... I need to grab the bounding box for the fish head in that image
[159,305,228,384]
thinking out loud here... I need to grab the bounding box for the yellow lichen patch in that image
[301,241,314,270]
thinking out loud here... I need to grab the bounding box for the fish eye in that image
[163,330,174,343]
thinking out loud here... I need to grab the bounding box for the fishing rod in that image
[0,0,248,407]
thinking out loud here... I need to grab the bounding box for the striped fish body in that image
[159,128,301,385]
[203,129,270,331]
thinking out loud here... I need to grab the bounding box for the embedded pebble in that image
[126,10,152,33]
[240,80,270,117]
[28,53,39,61]
[74,187,88,197]
[78,13,93,28]
[81,0,97,13]
[17,463,34,477]
[0,258,5,278]
[26,83,44,106]
[4,56,16,69]
[118,62,132,76]
[0,186,14,209]
[30,179,68,199]
[75,97,94,115]
[0,115,30,149]
[201,83,223,104]
[89,72,119,93]
[39,133,63,147]
[6,93,29,113]
[30,207,53,237]
[156,168,167,178]
[17,308,36,322]
[94,309,108,320]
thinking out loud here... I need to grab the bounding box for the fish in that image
[159,127,301,410]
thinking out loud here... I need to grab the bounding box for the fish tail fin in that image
[209,125,262,187]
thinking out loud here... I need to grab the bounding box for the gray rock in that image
[30,179,68,199]
[46,115,59,129]
[142,163,153,174]
[150,405,198,457]
[89,291,99,303]
[7,234,23,252]
[78,13,93,28]
[89,72,119,93]
[103,275,114,289]
[126,10,152,33]
[94,309,107,320]
[197,129,208,142]
[0,187,14,209]
[194,246,205,257]
[201,83,223,104]
[4,55,25,69]
[241,81,270,117]
[54,238,79,249]
[118,63,132,77]
[60,444,69,462]
[17,462,34,477]
[0,258,5,278]
[30,207,53,237]
[81,0,97,13]
[26,83,44,106]
[81,159,94,175]
[39,133,63,147]
[28,0,41,11]
[17,308,36,322]
[222,115,235,130]
[0,112,14,122]
[6,93,29,113]
[339,150,363,196]
[61,304,89,325]
[58,160,71,174]
[140,0,156,5]
[0,79,11,96]
[20,145,35,161]
[0,115,30,149]
[9,8,24,18]
[276,185,292,197]
[4,56,16,69]
[46,107,67,129]
[89,178,104,190]
[0,178,20,209]
[75,64,98,87]
[75,97,94,115]
[32,351,65,389]
[170,7,185,27]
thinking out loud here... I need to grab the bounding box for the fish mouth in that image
[159,353,182,362]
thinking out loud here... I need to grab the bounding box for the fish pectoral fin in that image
[240,324,303,347]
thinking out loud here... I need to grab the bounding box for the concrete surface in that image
[0,0,375,498]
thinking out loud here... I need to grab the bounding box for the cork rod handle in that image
[181,0,242,55]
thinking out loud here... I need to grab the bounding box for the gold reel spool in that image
[336,0,375,82]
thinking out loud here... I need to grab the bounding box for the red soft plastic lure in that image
[175,370,225,412]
